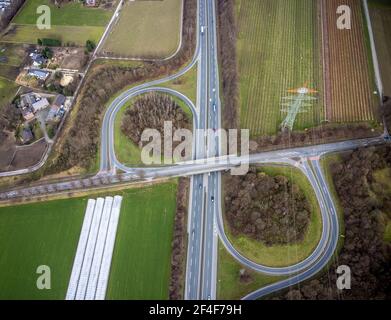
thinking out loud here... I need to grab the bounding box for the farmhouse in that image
[20,93,37,109]
[29,53,46,67]
[28,69,50,81]
[32,98,49,113]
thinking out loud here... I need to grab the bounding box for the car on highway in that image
[211,196,214,203]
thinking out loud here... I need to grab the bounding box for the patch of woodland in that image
[224,167,311,246]
[121,93,191,148]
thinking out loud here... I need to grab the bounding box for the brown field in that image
[101,0,182,58]
[6,139,47,172]
[369,3,391,97]
[322,0,377,122]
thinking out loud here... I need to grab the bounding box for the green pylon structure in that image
[280,87,317,131]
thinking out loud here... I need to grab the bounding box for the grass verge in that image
[217,242,285,300]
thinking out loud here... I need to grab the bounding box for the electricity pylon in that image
[280,84,317,131]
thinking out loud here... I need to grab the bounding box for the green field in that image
[0,198,86,299]
[0,182,178,299]
[0,77,19,108]
[369,2,391,96]
[2,25,104,47]
[114,98,144,166]
[217,243,285,300]
[2,0,113,46]
[102,0,182,58]
[13,0,112,26]
[106,182,177,299]
[224,166,322,267]
[0,43,27,67]
[236,0,323,136]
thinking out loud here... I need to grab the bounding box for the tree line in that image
[217,0,238,130]
[169,178,189,300]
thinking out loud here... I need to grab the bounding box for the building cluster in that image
[27,51,50,81]
[20,92,66,123]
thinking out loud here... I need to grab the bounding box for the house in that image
[21,128,33,143]
[29,53,46,67]
[20,93,37,109]
[21,108,34,121]
[32,98,49,113]
[53,94,66,108]
[28,69,50,81]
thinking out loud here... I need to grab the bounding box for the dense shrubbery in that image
[224,167,311,245]
[38,38,62,47]
[250,123,379,153]
[121,93,191,147]
[85,40,96,52]
[0,104,20,142]
[169,178,189,300]
[217,0,238,130]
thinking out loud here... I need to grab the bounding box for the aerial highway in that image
[0,0,389,302]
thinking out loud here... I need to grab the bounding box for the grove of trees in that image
[121,93,191,148]
[224,167,311,245]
